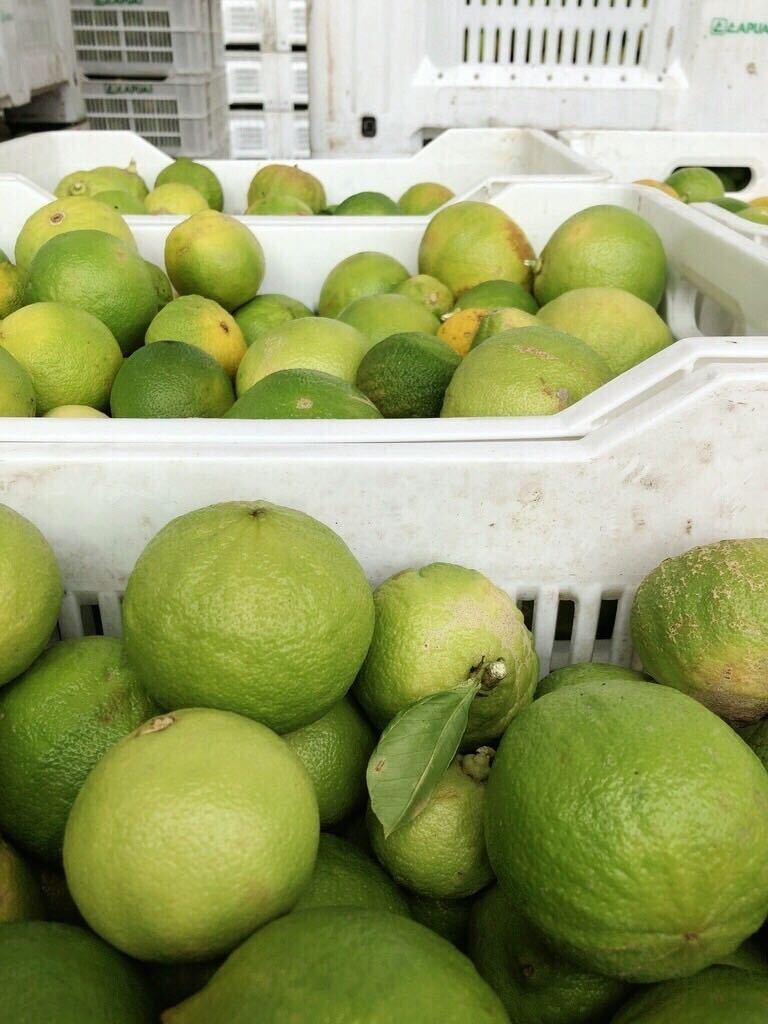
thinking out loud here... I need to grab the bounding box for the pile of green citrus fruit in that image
[635,164,768,224]
[0,174,676,422]
[2,498,768,1021]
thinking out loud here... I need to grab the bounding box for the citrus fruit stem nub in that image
[459,746,495,782]
[479,658,507,693]
[137,715,176,736]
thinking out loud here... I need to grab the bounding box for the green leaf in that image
[367,683,480,838]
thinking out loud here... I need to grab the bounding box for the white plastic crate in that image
[0,0,78,110]
[82,73,228,157]
[226,51,308,107]
[228,109,311,159]
[308,0,768,155]
[71,0,223,77]
[221,0,306,49]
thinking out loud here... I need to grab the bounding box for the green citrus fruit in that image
[394,274,454,316]
[470,307,540,348]
[146,294,246,377]
[123,501,374,732]
[44,405,109,418]
[356,331,460,417]
[236,317,369,396]
[245,194,313,215]
[0,348,35,417]
[145,260,174,308]
[26,230,157,356]
[418,201,536,296]
[318,251,410,319]
[665,167,725,204]
[408,894,472,949]
[536,287,673,377]
[293,834,410,916]
[0,636,157,862]
[92,190,147,215]
[234,293,313,347]
[338,292,439,345]
[631,539,768,723]
[533,205,668,309]
[612,965,768,1022]
[0,921,154,1023]
[742,718,768,769]
[442,326,611,417]
[162,908,508,1023]
[228,368,381,420]
[15,195,136,271]
[355,562,538,745]
[536,661,647,698]
[468,884,630,1024]
[55,162,149,202]
[369,750,494,899]
[145,183,209,216]
[164,211,265,311]
[0,260,26,318]
[335,191,400,216]
[398,182,455,215]
[455,279,540,314]
[0,302,123,413]
[709,196,749,213]
[64,707,319,962]
[738,207,768,225]
[111,341,234,418]
[284,698,375,825]
[247,164,326,213]
[0,837,44,922]
[485,679,768,982]
[156,159,224,212]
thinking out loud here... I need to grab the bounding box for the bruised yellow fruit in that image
[437,309,485,357]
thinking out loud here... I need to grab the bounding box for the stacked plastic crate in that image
[69,0,227,157]
[222,0,309,160]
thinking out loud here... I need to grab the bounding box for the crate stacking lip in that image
[226,52,309,107]
[228,109,310,159]
[221,0,307,48]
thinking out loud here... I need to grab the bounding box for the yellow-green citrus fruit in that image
[0,302,123,413]
[0,505,62,687]
[318,251,410,319]
[709,196,749,213]
[163,908,509,1023]
[468,885,629,1024]
[369,751,494,899]
[229,367,381,420]
[394,274,454,317]
[737,207,768,225]
[43,405,109,418]
[164,211,265,311]
[398,182,455,215]
[335,191,400,216]
[292,834,410,916]
[145,183,209,216]
[92,190,147,215]
[485,679,768,982]
[146,294,246,377]
[15,195,136,271]
[122,501,374,732]
[338,292,439,345]
[470,307,540,348]
[0,260,26,318]
[612,966,768,1023]
[408,894,472,950]
[111,342,235,419]
[236,317,369,396]
[284,698,375,825]
[247,164,326,213]
[441,326,611,417]
[0,838,44,923]
[55,163,149,202]
[455,279,539,314]
[26,230,157,356]
[0,921,154,1023]
[533,205,668,309]
[664,167,726,204]
[64,707,319,962]
[355,562,538,745]
[0,348,35,417]
[418,201,536,296]
[145,260,174,308]
[631,539,768,723]
[634,179,681,201]
[234,292,313,347]
[156,159,224,212]
[0,636,157,862]
[536,661,647,698]
[356,331,460,417]
[536,287,673,377]
[245,195,313,215]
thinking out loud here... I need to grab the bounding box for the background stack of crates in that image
[69,0,227,158]
[222,0,309,160]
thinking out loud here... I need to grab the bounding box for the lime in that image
[26,230,157,356]
[145,183,209,215]
[631,539,768,723]
[441,326,611,417]
[394,274,454,316]
[469,307,540,348]
[92,190,147,214]
[0,302,122,413]
[536,661,647,698]
[537,287,673,376]
[229,368,381,420]
[318,251,410,319]
[709,196,749,212]
[355,562,538,745]
[738,207,768,225]
[15,195,136,271]
[0,348,35,417]
[156,159,224,212]
[44,405,109,418]
[245,195,313,215]
[164,211,265,311]
[145,260,174,308]
[122,501,374,732]
[634,179,681,200]
[408,894,472,949]
[247,164,326,213]
[284,698,375,825]
[356,331,460,417]
[612,966,768,1022]
[64,708,318,962]
[665,167,725,204]
[146,294,246,377]
[0,921,154,1023]
[234,293,313,347]
[0,636,158,862]
[485,679,768,981]
[398,182,455,215]
[0,837,44,922]
[468,885,629,1024]
[236,317,369,396]
[454,279,539,314]
[55,162,148,202]
[419,201,536,296]
[111,342,234,418]
[293,834,410,915]
[338,292,439,345]
[335,191,400,216]
[162,908,508,1023]
[534,205,668,309]
[0,259,25,318]
[0,505,61,687]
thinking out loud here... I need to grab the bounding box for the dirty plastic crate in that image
[71,0,223,77]
[221,0,307,49]
[0,0,78,109]
[226,51,308,107]
[81,73,228,157]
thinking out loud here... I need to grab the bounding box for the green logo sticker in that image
[711,17,768,35]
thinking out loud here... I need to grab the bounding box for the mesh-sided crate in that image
[221,0,307,49]
[71,0,223,77]
[226,51,308,107]
[228,109,310,159]
[82,73,228,157]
